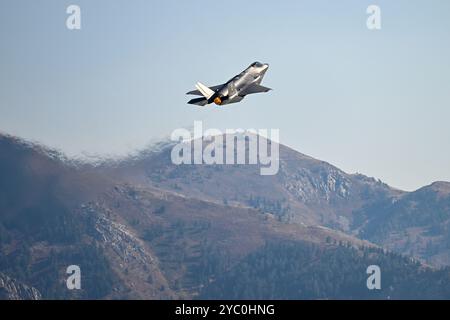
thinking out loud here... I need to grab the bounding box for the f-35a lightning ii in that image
[187,62,271,106]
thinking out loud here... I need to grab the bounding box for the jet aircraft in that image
[187,62,271,106]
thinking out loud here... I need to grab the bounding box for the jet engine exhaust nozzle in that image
[214,97,222,105]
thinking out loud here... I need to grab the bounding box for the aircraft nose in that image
[263,63,269,70]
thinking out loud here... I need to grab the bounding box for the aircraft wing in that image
[241,83,272,95]
[186,84,223,95]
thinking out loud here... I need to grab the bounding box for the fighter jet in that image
[187,62,271,106]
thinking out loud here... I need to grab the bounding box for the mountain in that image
[105,133,450,267]
[106,134,401,229]
[1,132,450,299]
[353,181,450,266]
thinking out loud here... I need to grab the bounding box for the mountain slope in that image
[104,134,450,267]
[0,134,173,299]
[0,272,41,300]
[106,134,401,230]
[354,181,450,266]
[199,240,450,300]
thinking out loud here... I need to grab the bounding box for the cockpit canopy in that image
[251,61,264,68]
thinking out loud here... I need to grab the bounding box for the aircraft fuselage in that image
[213,62,269,105]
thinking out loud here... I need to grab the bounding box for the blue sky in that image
[1,0,449,191]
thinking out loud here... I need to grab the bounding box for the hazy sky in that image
[1,0,449,191]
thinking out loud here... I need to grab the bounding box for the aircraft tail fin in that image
[195,82,215,99]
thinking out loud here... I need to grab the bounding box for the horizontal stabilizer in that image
[187,84,223,95]
[188,97,208,106]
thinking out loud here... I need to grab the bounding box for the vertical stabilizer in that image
[195,82,215,99]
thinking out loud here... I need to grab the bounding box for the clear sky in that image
[1,0,449,191]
